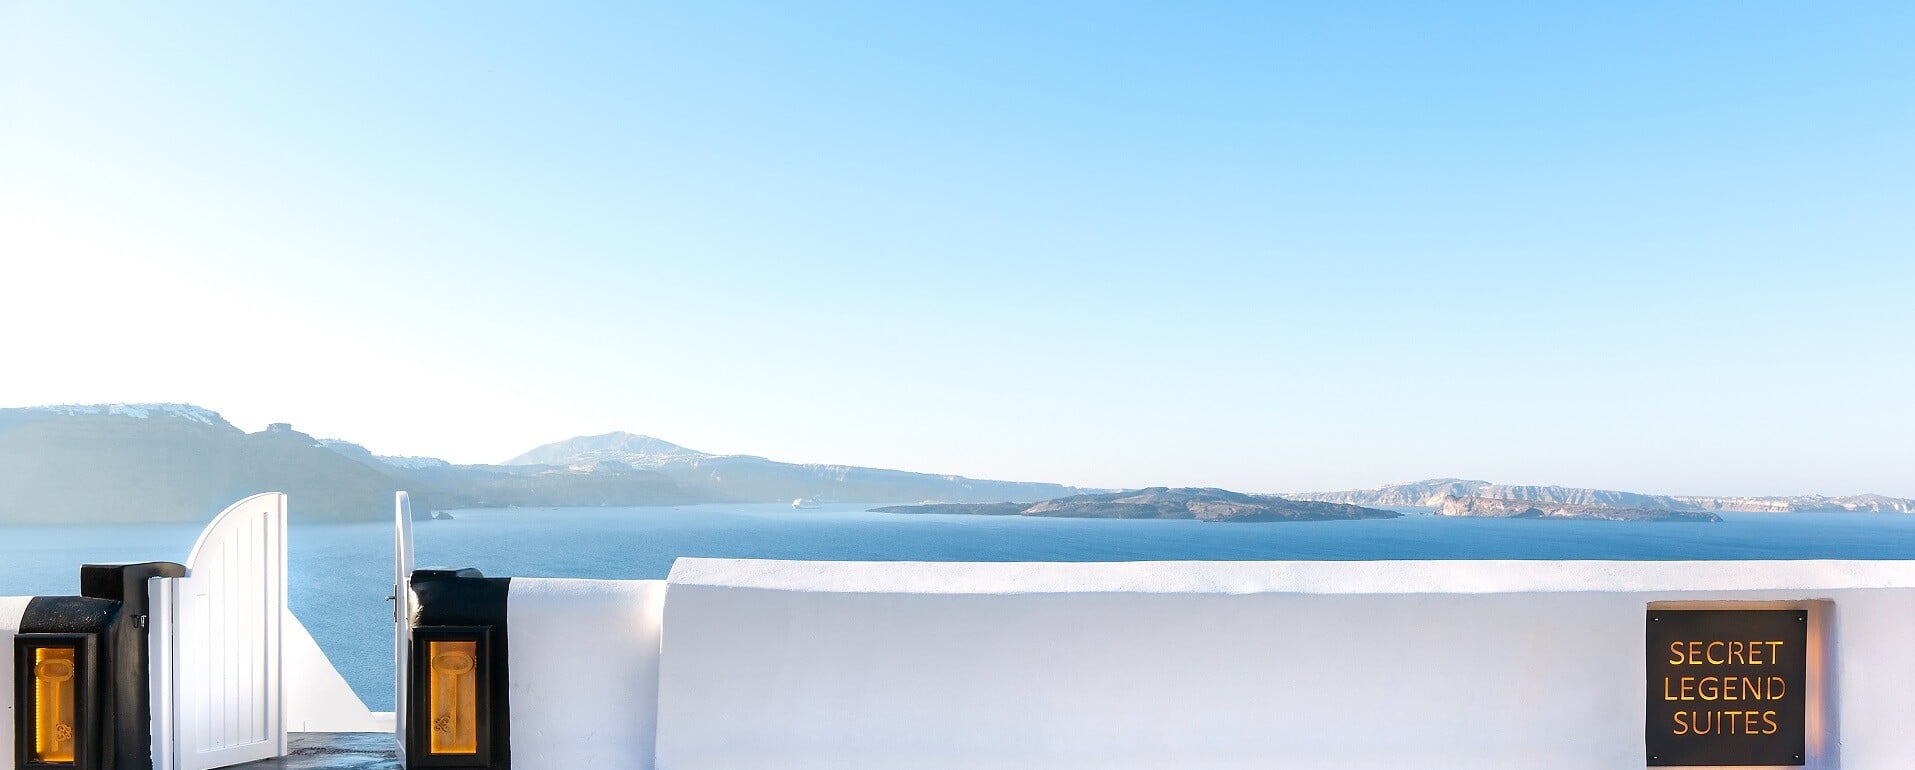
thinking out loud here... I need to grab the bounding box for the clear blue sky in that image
[2,3,1910,496]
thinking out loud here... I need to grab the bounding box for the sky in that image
[2,2,1911,497]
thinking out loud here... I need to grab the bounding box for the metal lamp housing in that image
[407,626,494,768]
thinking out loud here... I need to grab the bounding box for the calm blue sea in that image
[5,503,1915,709]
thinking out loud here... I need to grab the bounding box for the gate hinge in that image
[135,613,148,629]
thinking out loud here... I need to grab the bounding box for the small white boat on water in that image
[792,497,822,509]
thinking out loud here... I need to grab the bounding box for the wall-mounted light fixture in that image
[14,633,100,769]
[406,567,509,770]
[409,627,493,766]
[11,564,184,770]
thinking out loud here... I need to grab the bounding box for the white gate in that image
[393,491,415,759]
[150,493,288,770]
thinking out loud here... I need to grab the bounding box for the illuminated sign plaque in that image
[1645,609,1807,767]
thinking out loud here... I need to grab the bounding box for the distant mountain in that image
[313,437,693,509]
[0,404,1079,523]
[502,431,1079,504]
[371,459,695,509]
[0,404,417,523]
[876,487,1398,522]
[1286,478,1915,513]
[505,432,705,466]
[12,404,1904,525]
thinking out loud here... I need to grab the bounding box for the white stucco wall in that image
[654,559,1915,770]
[0,596,30,767]
[508,578,666,770]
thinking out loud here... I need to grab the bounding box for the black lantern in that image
[12,563,183,770]
[406,567,509,770]
[408,626,494,767]
[14,633,100,770]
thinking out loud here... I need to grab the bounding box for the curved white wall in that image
[654,559,1915,770]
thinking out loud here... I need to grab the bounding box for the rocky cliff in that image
[1436,495,1720,522]
[1670,493,1915,513]
[876,487,1399,522]
[1289,478,1912,514]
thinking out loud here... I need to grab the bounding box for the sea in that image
[5,502,1915,710]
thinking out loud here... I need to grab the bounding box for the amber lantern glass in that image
[426,641,479,755]
[32,646,78,764]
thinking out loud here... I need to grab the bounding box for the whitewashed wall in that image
[286,610,391,732]
[653,559,1915,770]
[509,578,667,770]
[0,596,30,767]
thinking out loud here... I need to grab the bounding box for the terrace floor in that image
[229,733,401,770]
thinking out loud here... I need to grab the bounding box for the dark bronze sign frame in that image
[1645,608,1807,767]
